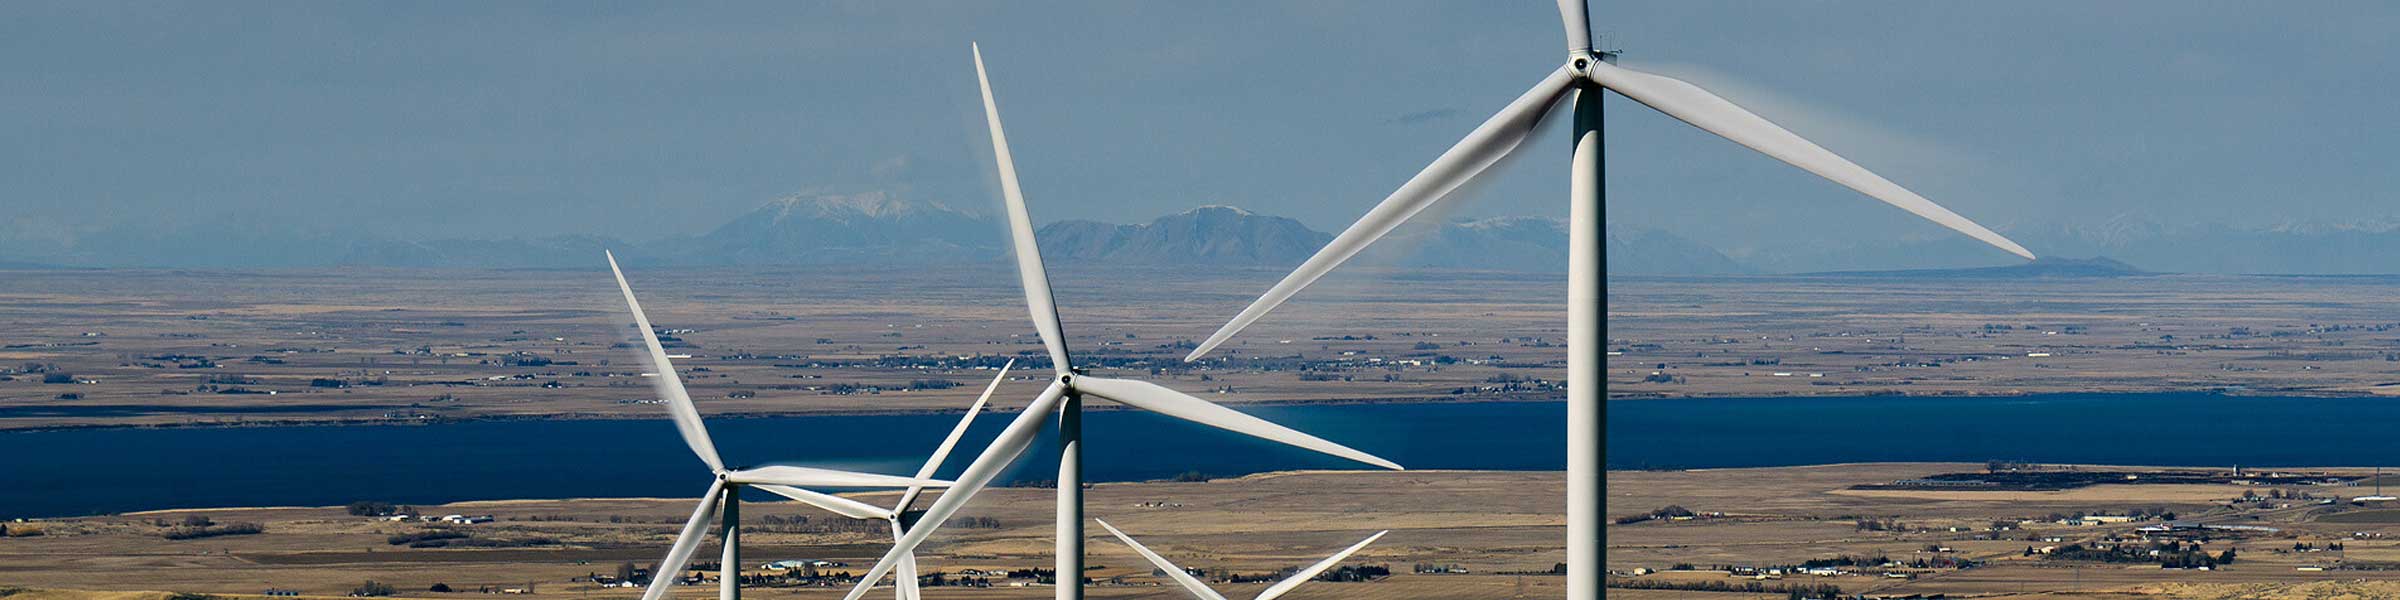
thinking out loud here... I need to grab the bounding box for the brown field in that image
[0,266,1569,431]
[6,465,2400,598]
[0,470,1555,599]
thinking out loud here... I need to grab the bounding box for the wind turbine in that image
[1178,3,2037,598]
[606,252,953,600]
[764,359,1016,600]
[1095,519,1387,600]
[832,44,1405,600]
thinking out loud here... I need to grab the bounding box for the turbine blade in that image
[642,480,727,600]
[1584,62,2036,260]
[727,465,948,489]
[894,523,922,600]
[1074,376,1402,471]
[754,484,892,521]
[1252,530,1389,600]
[1183,66,1577,362]
[839,380,1071,600]
[899,359,1012,512]
[972,44,1073,375]
[1557,0,1591,54]
[1095,519,1228,600]
[607,251,725,473]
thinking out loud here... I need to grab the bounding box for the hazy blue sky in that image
[5,1,2395,258]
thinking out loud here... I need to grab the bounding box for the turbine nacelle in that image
[833,44,1408,600]
[1181,4,2037,599]
[607,251,962,600]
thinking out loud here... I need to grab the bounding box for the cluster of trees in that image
[346,500,414,517]
[350,581,396,597]
[384,530,555,549]
[17,362,68,380]
[499,354,553,367]
[388,531,469,546]
[1614,505,1695,525]
[916,573,994,588]
[741,514,999,535]
[2034,508,2175,522]
[611,562,649,585]
[2042,542,2235,568]
[1606,577,1842,599]
[2261,488,2321,500]
[158,515,265,540]
[747,513,884,535]
[947,516,1003,529]
[1309,564,1390,582]
[1855,518,1909,532]
[1206,564,1391,584]
[1797,553,1888,569]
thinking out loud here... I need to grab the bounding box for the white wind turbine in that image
[1095,519,1387,600]
[1179,3,2037,598]
[832,44,1406,600]
[767,359,1016,600]
[607,252,954,600]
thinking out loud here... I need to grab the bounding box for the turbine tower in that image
[1179,3,2037,599]
[607,252,953,600]
[831,44,1405,600]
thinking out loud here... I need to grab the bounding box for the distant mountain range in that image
[0,193,1741,274]
[1038,206,1329,266]
[20,193,2400,275]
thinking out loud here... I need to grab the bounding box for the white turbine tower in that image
[764,360,1016,600]
[832,44,1406,600]
[607,252,954,600]
[1095,519,1386,600]
[1180,3,2037,598]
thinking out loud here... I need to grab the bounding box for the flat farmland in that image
[10,268,2400,432]
[11,465,2400,598]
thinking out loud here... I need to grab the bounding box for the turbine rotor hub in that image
[1567,51,1596,76]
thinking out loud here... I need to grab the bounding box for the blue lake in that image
[5,393,2398,518]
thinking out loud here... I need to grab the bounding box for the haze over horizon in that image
[6,1,2396,271]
